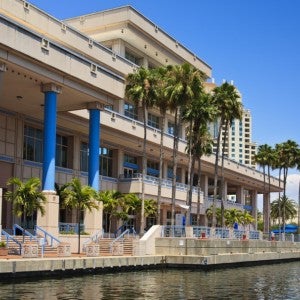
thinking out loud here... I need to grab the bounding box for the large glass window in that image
[148,113,159,129]
[168,122,174,135]
[23,125,43,163]
[124,102,138,120]
[147,161,159,177]
[80,142,88,172]
[56,134,68,168]
[100,147,113,177]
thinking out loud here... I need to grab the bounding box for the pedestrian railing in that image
[161,225,260,240]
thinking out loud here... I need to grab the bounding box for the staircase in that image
[1,235,58,256]
[97,236,138,256]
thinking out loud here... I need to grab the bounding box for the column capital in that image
[0,62,7,72]
[87,101,104,111]
[41,83,62,94]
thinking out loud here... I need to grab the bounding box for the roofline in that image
[64,5,212,72]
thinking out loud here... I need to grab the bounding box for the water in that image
[0,262,299,299]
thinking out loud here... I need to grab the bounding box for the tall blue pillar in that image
[88,102,102,191]
[41,83,61,191]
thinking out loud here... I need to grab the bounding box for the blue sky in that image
[27,0,300,203]
[29,0,300,150]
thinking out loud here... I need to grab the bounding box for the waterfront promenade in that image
[1,238,300,279]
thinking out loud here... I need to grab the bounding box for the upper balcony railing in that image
[119,172,200,194]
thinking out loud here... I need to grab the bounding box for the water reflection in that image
[0,262,299,299]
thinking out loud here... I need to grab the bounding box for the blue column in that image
[42,91,57,191]
[88,109,100,190]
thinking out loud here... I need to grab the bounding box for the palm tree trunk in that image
[157,112,166,225]
[197,156,202,226]
[278,167,282,237]
[77,208,81,254]
[220,122,229,228]
[171,108,179,228]
[213,119,223,227]
[186,120,193,226]
[140,104,147,236]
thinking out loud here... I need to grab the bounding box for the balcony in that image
[118,173,203,208]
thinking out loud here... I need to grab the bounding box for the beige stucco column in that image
[263,193,270,234]
[113,149,124,178]
[180,167,186,184]
[163,162,168,180]
[84,201,103,234]
[37,191,59,237]
[250,190,258,230]
[236,185,245,205]
[111,39,125,56]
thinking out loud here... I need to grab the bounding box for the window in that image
[168,122,174,135]
[125,50,141,65]
[100,147,113,177]
[80,142,88,172]
[124,154,137,165]
[56,134,68,168]
[147,161,159,177]
[124,102,138,120]
[148,113,159,129]
[23,125,43,162]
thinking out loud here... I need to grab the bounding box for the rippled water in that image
[0,262,300,299]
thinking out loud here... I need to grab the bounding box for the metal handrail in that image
[13,224,38,242]
[1,229,22,255]
[109,229,132,255]
[161,225,261,240]
[34,225,60,247]
[82,229,104,251]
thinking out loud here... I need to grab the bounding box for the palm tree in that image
[275,140,299,233]
[62,178,98,254]
[240,210,255,231]
[195,128,213,226]
[271,195,297,228]
[153,66,171,225]
[125,67,157,235]
[123,193,157,232]
[224,208,242,227]
[254,144,275,233]
[182,90,216,226]
[5,177,47,242]
[206,205,221,227]
[212,82,243,227]
[98,190,123,236]
[165,63,206,227]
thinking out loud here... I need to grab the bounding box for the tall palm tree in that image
[275,140,299,233]
[195,128,213,226]
[271,195,297,228]
[153,66,171,225]
[5,177,47,241]
[182,91,216,225]
[62,178,98,254]
[125,67,157,235]
[212,82,243,227]
[165,63,206,227]
[254,144,275,233]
